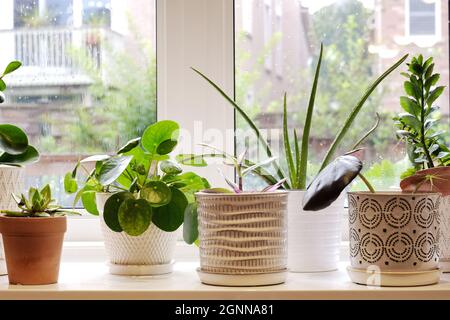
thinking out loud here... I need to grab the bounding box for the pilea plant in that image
[394,54,449,179]
[183,45,407,189]
[1,184,80,217]
[0,60,40,166]
[65,120,209,243]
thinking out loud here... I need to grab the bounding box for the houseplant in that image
[0,185,79,285]
[65,120,209,275]
[303,152,441,287]
[191,146,288,286]
[0,61,40,276]
[394,54,450,272]
[180,45,408,272]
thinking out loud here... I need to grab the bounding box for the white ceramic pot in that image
[287,190,343,272]
[0,166,25,276]
[96,193,178,276]
[195,191,288,286]
[439,195,450,272]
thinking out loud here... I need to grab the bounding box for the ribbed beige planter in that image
[347,191,441,286]
[196,191,288,286]
[96,193,178,276]
[440,195,450,271]
[0,166,25,276]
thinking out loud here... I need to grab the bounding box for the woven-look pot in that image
[347,191,441,287]
[195,191,288,286]
[96,193,178,276]
[288,190,343,272]
[0,216,66,285]
[0,166,25,276]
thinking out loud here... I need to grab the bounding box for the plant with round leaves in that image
[64,120,209,243]
[394,54,449,178]
[1,184,80,217]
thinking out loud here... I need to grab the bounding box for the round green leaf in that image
[160,160,182,175]
[81,190,99,216]
[97,155,133,186]
[64,172,78,194]
[103,191,134,232]
[140,181,172,207]
[183,202,198,244]
[0,145,39,165]
[152,187,187,232]
[118,199,153,236]
[141,120,179,155]
[0,124,29,155]
[117,137,141,154]
[3,61,22,76]
[0,79,6,92]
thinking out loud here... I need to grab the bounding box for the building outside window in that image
[407,0,438,37]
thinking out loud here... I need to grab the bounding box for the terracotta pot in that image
[96,193,178,276]
[400,167,450,272]
[0,215,66,285]
[0,166,25,275]
[195,191,288,286]
[347,191,441,286]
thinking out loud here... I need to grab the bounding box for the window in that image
[0,0,157,207]
[263,0,273,70]
[407,0,438,37]
[240,0,253,35]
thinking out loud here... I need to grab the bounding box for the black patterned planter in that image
[347,191,441,286]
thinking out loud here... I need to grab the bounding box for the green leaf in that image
[183,202,198,244]
[64,172,78,194]
[156,139,178,155]
[81,190,99,215]
[424,73,440,92]
[0,79,6,91]
[103,191,134,232]
[176,154,210,167]
[400,96,420,116]
[293,128,300,189]
[140,181,172,207]
[399,114,421,132]
[0,124,29,155]
[97,155,133,186]
[426,86,445,107]
[80,154,110,163]
[152,187,187,232]
[0,145,39,166]
[404,81,418,98]
[425,63,434,79]
[117,137,140,154]
[141,121,180,155]
[2,61,21,76]
[242,157,277,176]
[282,92,296,188]
[160,160,182,174]
[118,198,153,236]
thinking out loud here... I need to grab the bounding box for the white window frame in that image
[263,0,273,70]
[241,0,253,35]
[405,0,441,41]
[274,0,282,77]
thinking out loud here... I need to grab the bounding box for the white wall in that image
[0,0,16,64]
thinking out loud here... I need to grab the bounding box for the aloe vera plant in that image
[182,45,407,190]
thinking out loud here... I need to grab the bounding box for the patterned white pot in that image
[287,190,343,272]
[440,195,450,272]
[0,166,25,276]
[196,191,288,286]
[96,193,178,276]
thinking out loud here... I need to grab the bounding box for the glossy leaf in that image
[2,61,21,76]
[140,181,172,207]
[152,187,187,232]
[103,191,134,232]
[141,120,179,155]
[183,203,198,244]
[64,172,78,194]
[97,155,133,186]
[117,137,140,154]
[0,124,29,155]
[81,190,99,216]
[0,80,5,92]
[0,145,39,165]
[118,198,153,236]
[160,160,182,175]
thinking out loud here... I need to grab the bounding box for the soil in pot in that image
[0,216,66,285]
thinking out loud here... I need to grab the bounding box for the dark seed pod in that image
[302,155,362,211]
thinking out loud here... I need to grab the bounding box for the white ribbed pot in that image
[287,190,343,272]
[196,191,288,286]
[439,195,450,272]
[0,166,25,276]
[347,191,441,287]
[96,193,178,276]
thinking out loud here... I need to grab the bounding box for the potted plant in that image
[187,145,287,286]
[0,185,79,285]
[393,54,450,272]
[179,45,408,272]
[65,120,209,275]
[303,151,441,287]
[0,61,40,276]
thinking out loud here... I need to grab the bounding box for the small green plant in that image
[394,54,450,177]
[1,184,80,217]
[180,45,407,189]
[65,120,209,243]
[0,61,22,103]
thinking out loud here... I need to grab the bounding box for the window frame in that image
[405,0,442,40]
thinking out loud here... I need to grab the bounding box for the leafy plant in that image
[65,120,209,243]
[0,61,22,102]
[185,46,407,189]
[394,54,449,176]
[1,184,80,217]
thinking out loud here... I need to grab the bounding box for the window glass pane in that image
[409,0,435,36]
[1,0,157,206]
[235,0,449,192]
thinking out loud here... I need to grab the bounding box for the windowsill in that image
[1,242,450,299]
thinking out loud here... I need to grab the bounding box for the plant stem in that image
[419,76,434,168]
[351,113,380,150]
[358,173,375,193]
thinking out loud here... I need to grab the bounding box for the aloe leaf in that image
[351,113,380,150]
[319,53,409,171]
[282,93,296,188]
[242,157,277,176]
[293,129,300,189]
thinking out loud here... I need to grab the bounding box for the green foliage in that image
[2,184,80,217]
[64,121,209,241]
[0,61,22,93]
[394,54,450,174]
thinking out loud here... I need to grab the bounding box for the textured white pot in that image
[0,166,25,276]
[96,193,178,276]
[287,190,343,272]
